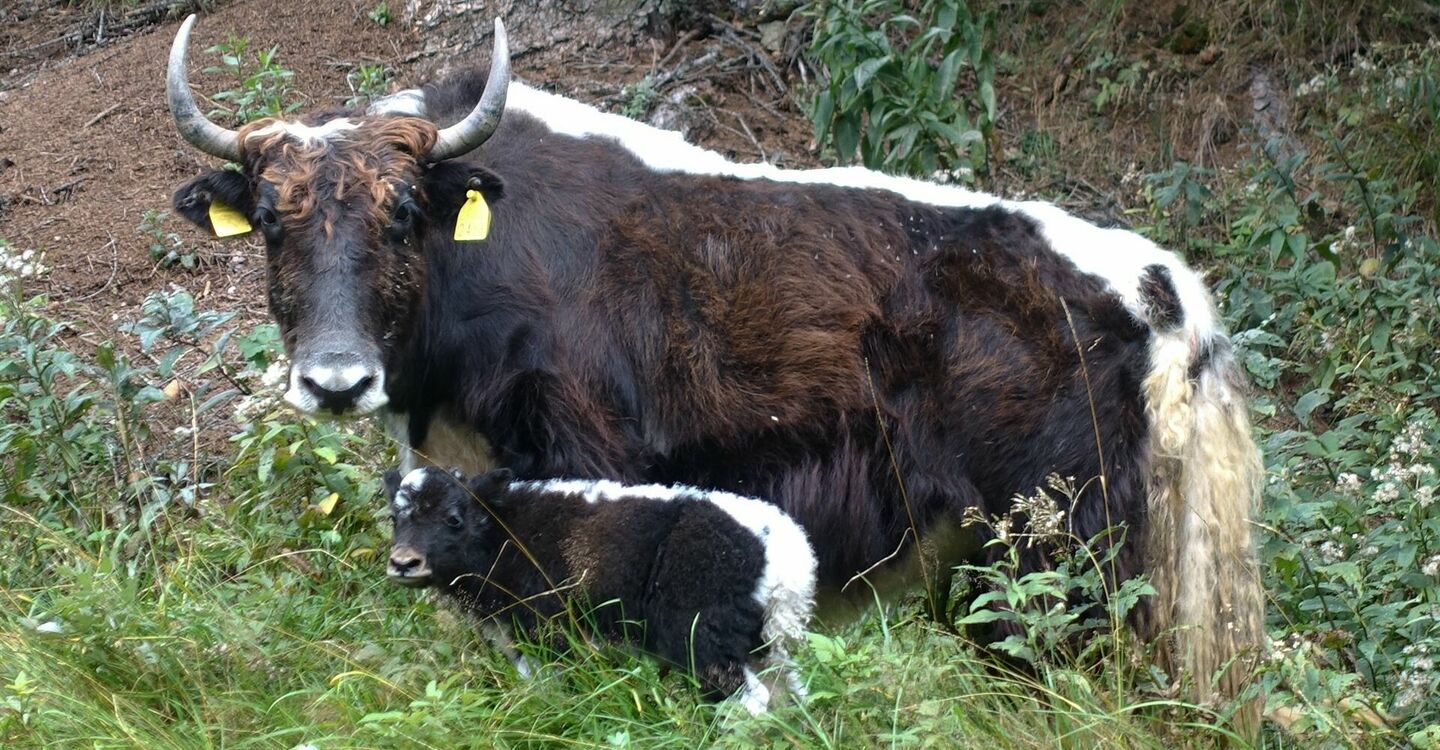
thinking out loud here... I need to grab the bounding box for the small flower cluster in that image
[1394,642,1437,711]
[1392,419,1428,458]
[233,357,290,426]
[928,166,975,185]
[0,244,49,294]
[1328,225,1359,256]
[1370,419,1437,507]
[1422,554,1440,578]
[1011,486,1067,544]
[1295,73,1331,98]
[1267,631,1307,663]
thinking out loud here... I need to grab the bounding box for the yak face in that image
[383,466,514,588]
[172,118,506,415]
[166,13,510,416]
[176,117,425,415]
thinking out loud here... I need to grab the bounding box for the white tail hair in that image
[1143,327,1265,736]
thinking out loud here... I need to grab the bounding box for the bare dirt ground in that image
[0,0,812,349]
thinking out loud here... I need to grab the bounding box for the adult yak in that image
[167,14,1264,730]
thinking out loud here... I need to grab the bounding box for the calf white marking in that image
[245,118,359,144]
[740,666,771,715]
[522,478,686,504]
[390,466,440,516]
[480,619,534,678]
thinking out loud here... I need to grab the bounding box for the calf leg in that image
[479,620,534,678]
[695,658,753,708]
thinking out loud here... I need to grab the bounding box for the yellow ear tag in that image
[454,189,492,242]
[208,201,253,238]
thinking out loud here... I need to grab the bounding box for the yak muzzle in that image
[386,546,433,587]
[284,352,388,416]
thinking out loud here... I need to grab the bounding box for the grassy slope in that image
[4,0,1440,747]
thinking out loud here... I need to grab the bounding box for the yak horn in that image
[167,14,242,162]
[428,18,510,162]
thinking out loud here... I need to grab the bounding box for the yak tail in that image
[1141,326,1266,737]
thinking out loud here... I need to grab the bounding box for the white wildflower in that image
[1319,540,1346,564]
[1335,472,1363,494]
[1374,481,1401,504]
[261,360,289,389]
[1011,482,1067,544]
[0,244,49,293]
[1392,420,1427,458]
[1423,554,1440,578]
[1416,485,1434,508]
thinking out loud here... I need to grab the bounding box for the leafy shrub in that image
[203,36,301,125]
[368,1,392,27]
[138,210,198,270]
[952,475,1154,669]
[346,63,393,109]
[620,77,658,121]
[806,0,996,181]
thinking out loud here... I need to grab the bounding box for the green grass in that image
[0,523,1218,749]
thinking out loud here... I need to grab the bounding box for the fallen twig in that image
[76,237,120,303]
[654,28,702,75]
[83,103,122,129]
[653,50,721,90]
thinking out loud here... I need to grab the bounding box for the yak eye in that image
[386,202,419,243]
[256,207,282,239]
[444,511,464,529]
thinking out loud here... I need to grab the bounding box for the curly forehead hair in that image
[237,117,440,235]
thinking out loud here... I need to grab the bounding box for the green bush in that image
[203,36,301,125]
[806,0,996,181]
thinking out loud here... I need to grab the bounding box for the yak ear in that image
[466,468,514,503]
[382,469,404,501]
[423,162,505,216]
[173,169,255,237]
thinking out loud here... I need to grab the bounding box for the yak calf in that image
[383,466,817,713]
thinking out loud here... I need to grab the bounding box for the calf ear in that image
[383,469,403,501]
[467,468,514,501]
[173,170,255,237]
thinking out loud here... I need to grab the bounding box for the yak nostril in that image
[300,372,376,402]
[301,374,373,395]
[389,555,422,573]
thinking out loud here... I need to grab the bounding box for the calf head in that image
[166,14,508,415]
[383,466,515,588]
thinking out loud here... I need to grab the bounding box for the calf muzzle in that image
[387,546,433,586]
